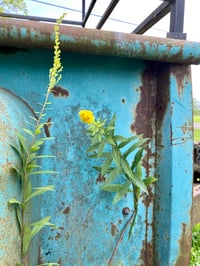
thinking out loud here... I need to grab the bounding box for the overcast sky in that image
[25,0,200,100]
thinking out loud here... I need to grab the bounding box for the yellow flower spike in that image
[79,110,95,124]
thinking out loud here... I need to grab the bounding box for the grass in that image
[194,115,200,123]
[194,129,200,142]
[194,115,200,142]
[190,223,200,265]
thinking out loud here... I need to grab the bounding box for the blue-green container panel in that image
[0,20,198,265]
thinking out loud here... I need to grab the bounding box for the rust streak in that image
[51,85,69,97]
[63,206,70,214]
[174,223,191,266]
[44,117,52,137]
[170,65,191,98]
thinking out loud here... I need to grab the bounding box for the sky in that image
[24,0,200,100]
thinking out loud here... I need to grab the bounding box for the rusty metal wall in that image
[0,20,198,265]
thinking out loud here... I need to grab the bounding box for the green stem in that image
[108,184,139,266]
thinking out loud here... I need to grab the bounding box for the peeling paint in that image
[174,223,191,266]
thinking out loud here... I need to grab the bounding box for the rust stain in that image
[63,206,70,214]
[174,223,191,266]
[44,117,51,137]
[111,222,119,236]
[142,186,154,207]
[51,85,69,97]
[131,62,159,175]
[170,65,191,98]
[96,173,106,183]
[55,232,61,240]
[135,241,153,266]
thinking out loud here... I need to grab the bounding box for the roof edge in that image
[1,18,200,64]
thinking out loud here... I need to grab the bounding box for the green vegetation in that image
[194,129,200,142]
[0,0,27,14]
[193,115,200,123]
[190,223,200,265]
[79,110,157,266]
[8,14,65,266]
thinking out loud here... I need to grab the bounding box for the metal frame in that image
[0,0,186,39]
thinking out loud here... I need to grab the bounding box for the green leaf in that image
[112,182,131,204]
[8,198,22,205]
[24,186,55,203]
[135,162,142,180]
[30,216,56,239]
[25,179,32,204]
[118,135,141,149]
[131,148,144,170]
[104,167,122,184]
[86,142,100,154]
[106,113,116,136]
[101,184,123,192]
[10,144,22,158]
[27,163,41,172]
[30,140,44,151]
[11,165,21,177]
[113,135,128,142]
[23,224,32,255]
[38,263,60,266]
[120,158,148,194]
[15,205,22,232]
[97,140,106,157]
[123,138,148,158]
[22,128,34,137]
[28,170,57,176]
[143,176,157,186]
[112,146,121,166]
[128,208,138,239]
[101,156,113,176]
[105,134,116,146]
[18,133,29,154]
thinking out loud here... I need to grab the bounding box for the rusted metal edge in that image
[1,18,200,64]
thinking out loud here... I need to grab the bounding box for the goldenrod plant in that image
[8,14,66,266]
[79,109,157,266]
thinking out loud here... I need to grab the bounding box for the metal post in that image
[167,0,186,39]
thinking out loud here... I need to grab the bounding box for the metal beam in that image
[82,0,97,27]
[96,0,120,29]
[167,0,186,39]
[0,12,82,26]
[132,2,170,34]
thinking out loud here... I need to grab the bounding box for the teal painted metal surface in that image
[0,20,197,265]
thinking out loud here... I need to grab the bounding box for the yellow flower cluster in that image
[79,110,95,124]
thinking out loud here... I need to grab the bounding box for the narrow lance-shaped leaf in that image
[118,135,143,149]
[22,128,34,138]
[143,176,157,186]
[123,138,148,158]
[103,167,122,185]
[28,170,57,176]
[30,216,56,239]
[106,113,116,136]
[101,155,113,176]
[112,146,121,166]
[112,182,131,204]
[121,157,148,194]
[105,134,116,146]
[97,140,106,157]
[22,224,32,255]
[131,148,144,170]
[24,186,55,203]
